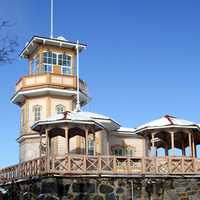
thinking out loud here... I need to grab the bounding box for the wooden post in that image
[39,132,42,158]
[165,143,168,157]
[45,128,50,172]
[170,131,175,156]
[65,127,69,155]
[39,131,42,173]
[192,134,196,158]
[182,142,186,156]
[94,132,96,156]
[188,132,192,157]
[151,133,155,156]
[85,128,88,155]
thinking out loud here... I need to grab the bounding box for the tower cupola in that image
[12,36,89,107]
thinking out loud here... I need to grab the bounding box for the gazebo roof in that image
[135,115,200,134]
[32,111,120,132]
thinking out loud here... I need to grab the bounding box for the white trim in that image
[11,87,90,105]
[134,125,200,134]
[20,36,87,58]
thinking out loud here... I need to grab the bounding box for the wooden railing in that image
[1,155,200,183]
[15,74,88,95]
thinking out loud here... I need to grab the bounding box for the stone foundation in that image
[1,176,200,200]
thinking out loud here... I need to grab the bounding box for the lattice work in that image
[183,159,194,173]
[156,158,169,174]
[195,159,200,172]
[101,156,114,173]
[53,157,69,172]
[130,158,142,172]
[86,156,98,172]
[70,156,85,173]
[170,158,182,174]
[145,158,156,173]
[116,158,129,170]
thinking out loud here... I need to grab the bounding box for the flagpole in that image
[50,0,54,38]
[76,40,81,111]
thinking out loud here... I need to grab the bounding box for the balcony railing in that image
[15,73,88,95]
[1,155,200,183]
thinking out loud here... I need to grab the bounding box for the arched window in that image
[55,104,65,114]
[33,105,42,121]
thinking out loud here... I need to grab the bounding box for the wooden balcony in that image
[1,155,200,183]
[15,73,88,95]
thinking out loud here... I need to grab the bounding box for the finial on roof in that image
[164,114,176,125]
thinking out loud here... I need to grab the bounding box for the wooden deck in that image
[1,155,200,183]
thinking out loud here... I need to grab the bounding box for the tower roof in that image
[20,36,87,58]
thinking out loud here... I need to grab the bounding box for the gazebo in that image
[135,115,200,158]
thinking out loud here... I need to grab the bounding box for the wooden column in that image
[39,132,42,158]
[192,134,196,158]
[188,132,192,157]
[170,131,175,156]
[107,131,111,155]
[94,132,96,156]
[85,128,88,155]
[151,133,155,156]
[65,127,69,155]
[182,142,186,156]
[45,128,50,171]
[165,143,168,156]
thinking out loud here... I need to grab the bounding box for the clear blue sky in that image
[0,0,200,166]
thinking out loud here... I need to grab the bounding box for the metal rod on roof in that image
[50,0,54,39]
[75,40,81,111]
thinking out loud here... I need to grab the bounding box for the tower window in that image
[42,51,72,75]
[33,105,42,121]
[61,66,72,75]
[58,54,72,75]
[31,55,40,74]
[43,64,52,73]
[55,104,65,114]
[21,109,25,128]
[43,52,57,65]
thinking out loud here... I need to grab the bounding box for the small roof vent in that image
[57,36,68,41]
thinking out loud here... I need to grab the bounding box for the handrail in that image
[0,155,200,183]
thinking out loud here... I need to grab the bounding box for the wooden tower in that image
[12,36,89,162]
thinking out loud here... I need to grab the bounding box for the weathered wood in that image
[1,155,200,184]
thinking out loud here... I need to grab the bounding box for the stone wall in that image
[1,176,200,200]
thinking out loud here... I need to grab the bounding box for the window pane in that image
[88,139,94,155]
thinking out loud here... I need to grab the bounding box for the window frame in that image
[42,51,72,75]
[33,105,42,122]
[112,145,136,157]
[87,138,95,155]
[55,104,65,114]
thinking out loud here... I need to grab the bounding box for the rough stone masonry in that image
[1,177,200,200]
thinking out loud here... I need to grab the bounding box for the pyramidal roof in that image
[32,111,120,132]
[136,115,199,132]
